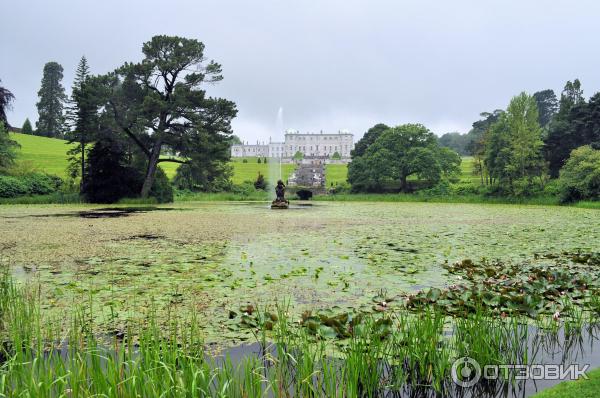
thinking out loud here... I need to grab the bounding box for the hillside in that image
[8,133,297,183]
[8,133,475,186]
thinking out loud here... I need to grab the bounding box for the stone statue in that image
[271,180,289,209]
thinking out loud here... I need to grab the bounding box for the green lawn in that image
[230,157,295,184]
[9,133,479,187]
[10,133,76,177]
[8,134,294,182]
[532,367,600,398]
[325,163,348,186]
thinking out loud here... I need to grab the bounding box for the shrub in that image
[257,157,262,164]
[82,139,142,203]
[149,167,174,203]
[558,145,600,203]
[254,172,267,190]
[242,159,248,163]
[331,151,341,160]
[421,179,452,196]
[0,173,62,198]
[0,176,29,198]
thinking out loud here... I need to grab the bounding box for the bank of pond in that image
[2,252,600,397]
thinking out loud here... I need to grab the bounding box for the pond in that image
[1,201,599,344]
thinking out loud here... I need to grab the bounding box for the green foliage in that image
[0,121,19,170]
[348,124,461,192]
[438,132,470,156]
[351,123,389,158]
[532,367,600,398]
[484,92,545,195]
[331,151,341,160]
[293,151,304,160]
[173,161,233,192]
[533,89,558,128]
[82,139,143,203]
[66,56,97,182]
[254,172,267,190]
[0,78,15,128]
[558,145,600,203]
[96,35,237,198]
[21,118,33,135]
[545,86,600,177]
[35,62,67,138]
[0,173,62,198]
[149,167,174,203]
[257,157,262,164]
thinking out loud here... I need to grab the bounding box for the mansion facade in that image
[231,130,354,160]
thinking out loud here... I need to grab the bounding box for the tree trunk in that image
[140,140,163,198]
[400,175,408,192]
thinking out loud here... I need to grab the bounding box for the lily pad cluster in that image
[299,307,392,340]
[406,253,600,317]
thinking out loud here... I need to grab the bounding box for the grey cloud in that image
[1,0,599,142]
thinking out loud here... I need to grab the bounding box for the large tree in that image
[465,110,504,184]
[348,124,461,192]
[533,89,558,129]
[544,80,600,177]
[350,123,390,158]
[66,56,97,183]
[485,92,545,191]
[36,62,67,137]
[0,79,15,128]
[96,35,237,198]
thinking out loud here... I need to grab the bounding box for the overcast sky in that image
[2,0,600,142]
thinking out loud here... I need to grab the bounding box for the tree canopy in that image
[558,145,600,203]
[36,62,67,138]
[21,118,33,135]
[348,124,461,192]
[350,123,389,158]
[533,89,558,128]
[93,35,237,198]
[0,79,15,129]
[484,92,545,194]
[545,81,600,177]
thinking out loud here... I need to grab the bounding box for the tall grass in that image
[314,192,562,206]
[0,192,82,205]
[0,273,593,397]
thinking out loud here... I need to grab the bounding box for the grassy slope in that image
[6,133,485,187]
[10,133,76,177]
[532,367,600,398]
[9,133,294,183]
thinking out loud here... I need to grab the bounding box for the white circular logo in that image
[451,357,481,388]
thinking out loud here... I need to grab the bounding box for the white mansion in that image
[231,129,354,160]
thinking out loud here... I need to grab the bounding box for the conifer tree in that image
[36,62,67,138]
[21,118,33,135]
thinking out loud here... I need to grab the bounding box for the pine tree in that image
[36,62,67,138]
[66,56,96,184]
[21,118,33,135]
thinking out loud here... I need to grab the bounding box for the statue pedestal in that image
[271,199,289,209]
